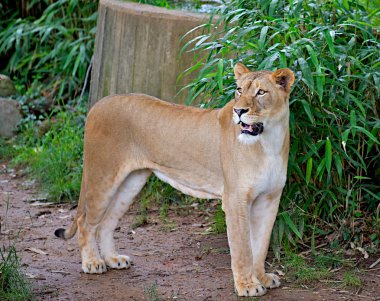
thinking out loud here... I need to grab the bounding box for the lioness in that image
[55,63,294,297]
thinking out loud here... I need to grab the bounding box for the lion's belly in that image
[153,170,223,199]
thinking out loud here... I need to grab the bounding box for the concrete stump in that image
[0,98,22,138]
[90,0,206,107]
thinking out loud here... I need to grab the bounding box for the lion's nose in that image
[233,108,249,117]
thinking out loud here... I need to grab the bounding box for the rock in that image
[0,75,16,97]
[0,97,22,137]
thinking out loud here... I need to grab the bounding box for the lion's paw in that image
[82,259,107,274]
[105,255,131,270]
[235,281,267,297]
[259,273,281,289]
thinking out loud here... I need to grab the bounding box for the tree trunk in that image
[90,0,206,107]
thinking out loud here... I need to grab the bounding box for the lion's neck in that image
[239,113,289,157]
[260,121,288,156]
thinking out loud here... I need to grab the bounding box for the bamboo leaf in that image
[278,218,284,245]
[334,154,343,182]
[324,30,335,56]
[325,138,332,174]
[306,157,313,185]
[217,59,224,93]
[316,74,324,102]
[299,99,315,124]
[298,57,314,90]
[305,45,319,71]
[350,110,357,137]
[315,158,326,181]
[259,26,269,50]
[354,176,371,180]
[342,129,350,143]
[352,126,380,144]
[281,212,303,240]
[269,0,279,17]
[366,127,379,154]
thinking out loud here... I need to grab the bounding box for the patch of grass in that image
[132,194,150,229]
[284,253,330,285]
[0,246,33,301]
[0,139,17,163]
[213,247,229,254]
[13,109,85,202]
[143,282,164,301]
[314,253,344,269]
[132,213,149,229]
[143,281,180,301]
[213,203,226,234]
[343,271,362,288]
[160,221,177,232]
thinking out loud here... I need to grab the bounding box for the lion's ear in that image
[271,68,295,92]
[234,63,251,80]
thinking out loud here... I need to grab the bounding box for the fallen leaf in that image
[27,195,48,203]
[276,269,285,276]
[25,273,46,280]
[50,270,71,275]
[356,247,369,259]
[30,202,54,207]
[369,258,380,269]
[58,215,71,219]
[25,247,48,255]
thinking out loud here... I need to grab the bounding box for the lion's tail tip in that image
[54,228,67,239]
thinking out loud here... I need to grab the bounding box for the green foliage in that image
[0,139,17,162]
[343,270,362,287]
[183,0,380,250]
[214,203,227,234]
[143,281,179,301]
[314,253,344,269]
[284,253,331,284]
[0,1,95,203]
[0,0,98,102]
[134,0,171,9]
[0,246,33,301]
[13,109,85,202]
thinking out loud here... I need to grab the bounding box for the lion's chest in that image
[249,155,287,198]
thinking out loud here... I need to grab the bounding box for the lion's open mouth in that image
[239,122,264,136]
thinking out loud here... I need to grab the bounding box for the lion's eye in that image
[257,89,266,96]
[236,87,242,95]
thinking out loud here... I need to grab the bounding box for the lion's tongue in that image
[242,123,255,132]
[241,122,264,136]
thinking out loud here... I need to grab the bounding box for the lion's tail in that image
[54,180,86,240]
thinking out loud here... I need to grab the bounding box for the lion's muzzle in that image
[240,121,264,136]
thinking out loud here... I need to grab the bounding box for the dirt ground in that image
[0,164,379,301]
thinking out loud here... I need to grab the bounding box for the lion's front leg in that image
[223,196,267,297]
[249,189,282,289]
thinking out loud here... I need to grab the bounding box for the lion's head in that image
[232,63,295,141]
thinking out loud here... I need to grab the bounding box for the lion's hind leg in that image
[98,169,151,270]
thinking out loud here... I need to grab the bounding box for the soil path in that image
[0,164,379,301]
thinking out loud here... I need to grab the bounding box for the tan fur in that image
[57,63,294,297]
